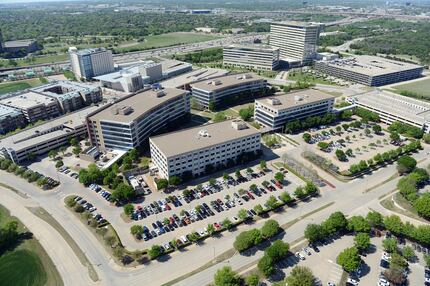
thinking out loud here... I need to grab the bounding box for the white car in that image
[296,252,305,260]
[180,235,188,243]
[378,278,389,286]
[347,278,358,285]
[381,252,391,261]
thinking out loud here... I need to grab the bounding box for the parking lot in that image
[293,119,404,172]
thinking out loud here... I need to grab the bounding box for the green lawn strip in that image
[26,206,99,282]
[0,205,63,286]
[380,195,427,223]
[0,78,44,95]
[0,54,69,68]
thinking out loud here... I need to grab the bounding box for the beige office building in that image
[150,120,261,179]
[223,45,280,71]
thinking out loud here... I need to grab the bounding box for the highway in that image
[0,141,428,286]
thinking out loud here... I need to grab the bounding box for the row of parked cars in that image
[73,196,106,225]
[131,196,181,221]
[58,166,79,179]
[88,184,111,201]
[24,166,60,188]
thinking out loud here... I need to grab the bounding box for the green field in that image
[114,32,221,53]
[0,54,69,68]
[0,78,46,95]
[392,78,430,99]
[0,205,63,286]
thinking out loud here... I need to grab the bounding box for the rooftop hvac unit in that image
[267,98,281,105]
[208,80,222,86]
[155,90,166,97]
[237,74,252,80]
[294,95,305,102]
[197,129,211,138]
[231,120,248,130]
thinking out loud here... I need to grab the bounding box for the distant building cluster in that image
[314,55,424,86]
[0,81,102,134]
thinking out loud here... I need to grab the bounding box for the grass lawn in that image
[0,54,69,68]
[0,205,63,286]
[391,77,430,99]
[288,71,336,85]
[115,32,221,53]
[0,78,46,95]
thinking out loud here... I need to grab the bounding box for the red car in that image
[275,182,282,189]
[213,222,221,230]
[247,191,255,200]
[165,204,171,210]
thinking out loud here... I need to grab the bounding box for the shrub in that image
[261,219,280,238]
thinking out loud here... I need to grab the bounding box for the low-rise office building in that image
[150,119,261,179]
[314,55,424,86]
[161,60,193,79]
[190,73,266,109]
[2,39,41,54]
[0,92,61,123]
[223,44,280,71]
[349,90,430,133]
[0,105,26,134]
[87,88,190,151]
[160,68,230,89]
[255,89,335,130]
[0,106,100,163]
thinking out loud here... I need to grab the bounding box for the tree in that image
[55,160,64,168]
[285,266,315,286]
[402,246,415,261]
[323,212,348,235]
[222,218,233,230]
[317,141,330,151]
[304,182,318,196]
[366,211,384,228]
[347,216,370,233]
[397,155,417,174]
[238,106,254,121]
[70,137,79,147]
[304,223,325,243]
[213,112,226,123]
[337,247,361,272]
[335,149,347,161]
[208,100,216,112]
[123,204,134,216]
[214,266,241,286]
[372,124,382,134]
[259,160,267,170]
[265,240,289,262]
[424,254,430,267]
[233,229,262,252]
[261,219,280,238]
[168,176,181,186]
[294,186,305,199]
[414,193,430,219]
[390,132,401,143]
[130,225,144,237]
[302,133,312,143]
[238,209,249,221]
[253,204,264,215]
[274,172,284,182]
[72,146,82,157]
[235,169,241,179]
[48,149,58,160]
[354,233,370,252]
[265,196,279,210]
[279,191,293,203]
[156,178,169,190]
[207,224,215,235]
[258,255,274,277]
[111,183,135,202]
[384,215,404,235]
[382,238,398,253]
[245,274,259,286]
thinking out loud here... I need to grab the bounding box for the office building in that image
[94,62,162,93]
[0,92,61,123]
[87,88,190,151]
[0,106,99,163]
[349,90,430,133]
[0,105,26,134]
[255,89,335,130]
[190,73,266,109]
[161,68,229,89]
[269,21,321,65]
[161,60,193,78]
[69,47,115,80]
[223,45,280,71]
[30,81,102,113]
[150,119,261,179]
[314,55,424,86]
[2,40,41,54]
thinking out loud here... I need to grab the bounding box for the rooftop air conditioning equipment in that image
[155,90,166,97]
[208,80,222,86]
[231,120,248,130]
[267,98,281,105]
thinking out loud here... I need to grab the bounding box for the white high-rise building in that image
[69,47,115,80]
[269,21,321,65]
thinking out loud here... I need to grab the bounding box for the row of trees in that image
[388,121,424,139]
[348,141,421,175]
[354,107,380,123]
[284,112,341,134]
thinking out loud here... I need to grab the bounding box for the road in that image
[0,140,428,286]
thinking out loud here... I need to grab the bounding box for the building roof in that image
[4,39,37,48]
[319,55,423,76]
[88,88,188,123]
[225,44,279,52]
[271,21,321,28]
[150,119,260,157]
[160,68,230,89]
[70,47,110,56]
[30,81,96,101]
[190,73,265,92]
[0,91,57,109]
[255,89,335,111]
[0,105,22,121]
[0,106,100,152]
[161,59,192,75]
[352,90,430,124]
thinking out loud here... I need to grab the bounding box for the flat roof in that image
[255,89,335,111]
[160,68,230,89]
[225,44,279,52]
[88,88,187,123]
[0,105,22,120]
[271,21,321,28]
[150,119,260,157]
[352,90,430,124]
[0,91,57,109]
[190,73,264,92]
[161,59,192,73]
[4,39,36,48]
[70,47,110,56]
[30,81,97,101]
[0,105,100,152]
[319,55,423,76]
